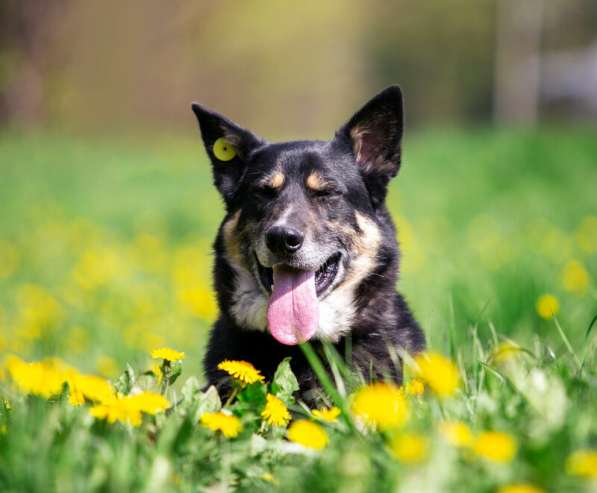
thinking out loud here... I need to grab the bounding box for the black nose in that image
[266,226,304,255]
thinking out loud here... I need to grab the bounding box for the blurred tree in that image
[0,0,595,132]
[494,0,543,125]
[365,0,496,126]
[0,0,65,125]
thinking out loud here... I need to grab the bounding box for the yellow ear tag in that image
[213,137,237,162]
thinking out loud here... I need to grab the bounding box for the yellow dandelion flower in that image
[390,433,429,464]
[312,406,341,423]
[413,352,460,398]
[287,420,328,450]
[90,395,143,427]
[439,420,473,448]
[536,294,559,319]
[128,391,171,415]
[261,472,278,484]
[261,394,291,427]
[562,260,590,295]
[351,382,409,430]
[217,360,264,385]
[151,347,185,362]
[473,431,517,463]
[5,355,66,399]
[496,484,545,493]
[89,391,170,427]
[200,411,242,438]
[404,379,425,397]
[67,373,114,406]
[490,341,523,365]
[566,449,597,479]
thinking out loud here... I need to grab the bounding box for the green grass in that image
[0,128,596,492]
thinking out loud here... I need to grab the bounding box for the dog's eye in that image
[312,187,341,199]
[254,185,278,199]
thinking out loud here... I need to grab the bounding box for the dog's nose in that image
[266,226,304,255]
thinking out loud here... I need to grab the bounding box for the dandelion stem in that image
[223,387,238,408]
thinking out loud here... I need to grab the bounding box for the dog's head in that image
[192,86,403,345]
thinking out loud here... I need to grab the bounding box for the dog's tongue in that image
[267,266,318,345]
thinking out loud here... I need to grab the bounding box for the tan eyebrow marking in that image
[306,172,328,191]
[258,171,285,190]
[269,172,285,189]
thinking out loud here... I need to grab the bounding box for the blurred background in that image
[0,0,596,377]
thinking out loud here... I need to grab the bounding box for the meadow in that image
[0,128,596,492]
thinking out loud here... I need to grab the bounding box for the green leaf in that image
[113,364,136,395]
[165,361,183,386]
[192,385,222,422]
[180,376,202,404]
[270,357,299,405]
[237,382,267,408]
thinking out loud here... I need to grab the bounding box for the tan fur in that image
[222,210,242,264]
[317,212,382,340]
[223,209,269,331]
[269,172,285,189]
[306,172,327,191]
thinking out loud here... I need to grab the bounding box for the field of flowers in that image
[0,128,596,492]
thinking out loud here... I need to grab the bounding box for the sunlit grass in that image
[0,128,596,491]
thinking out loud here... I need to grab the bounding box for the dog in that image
[192,86,425,401]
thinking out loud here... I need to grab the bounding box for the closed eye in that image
[253,185,279,199]
[312,186,342,198]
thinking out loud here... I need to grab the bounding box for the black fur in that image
[192,86,425,402]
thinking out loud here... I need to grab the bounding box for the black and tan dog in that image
[192,86,425,400]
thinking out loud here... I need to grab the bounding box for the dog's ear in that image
[336,86,403,208]
[192,103,264,202]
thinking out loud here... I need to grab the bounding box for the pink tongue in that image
[267,266,319,345]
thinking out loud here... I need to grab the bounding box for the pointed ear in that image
[191,103,264,202]
[336,86,404,207]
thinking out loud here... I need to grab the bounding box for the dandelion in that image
[128,391,171,414]
[404,379,425,397]
[261,473,278,484]
[536,294,559,320]
[5,355,67,399]
[312,406,341,423]
[413,352,460,398]
[473,431,517,463]
[351,382,409,430]
[490,341,523,365]
[390,433,429,464]
[67,373,114,406]
[561,260,590,295]
[261,394,291,427]
[90,395,143,427]
[566,449,597,479]
[89,391,170,427]
[151,347,185,362]
[496,484,545,493]
[287,420,328,450]
[217,360,264,385]
[439,420,473,448]
[200,411,242,438]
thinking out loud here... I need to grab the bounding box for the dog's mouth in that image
[255,252,342,346]
[255,252,342,298]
